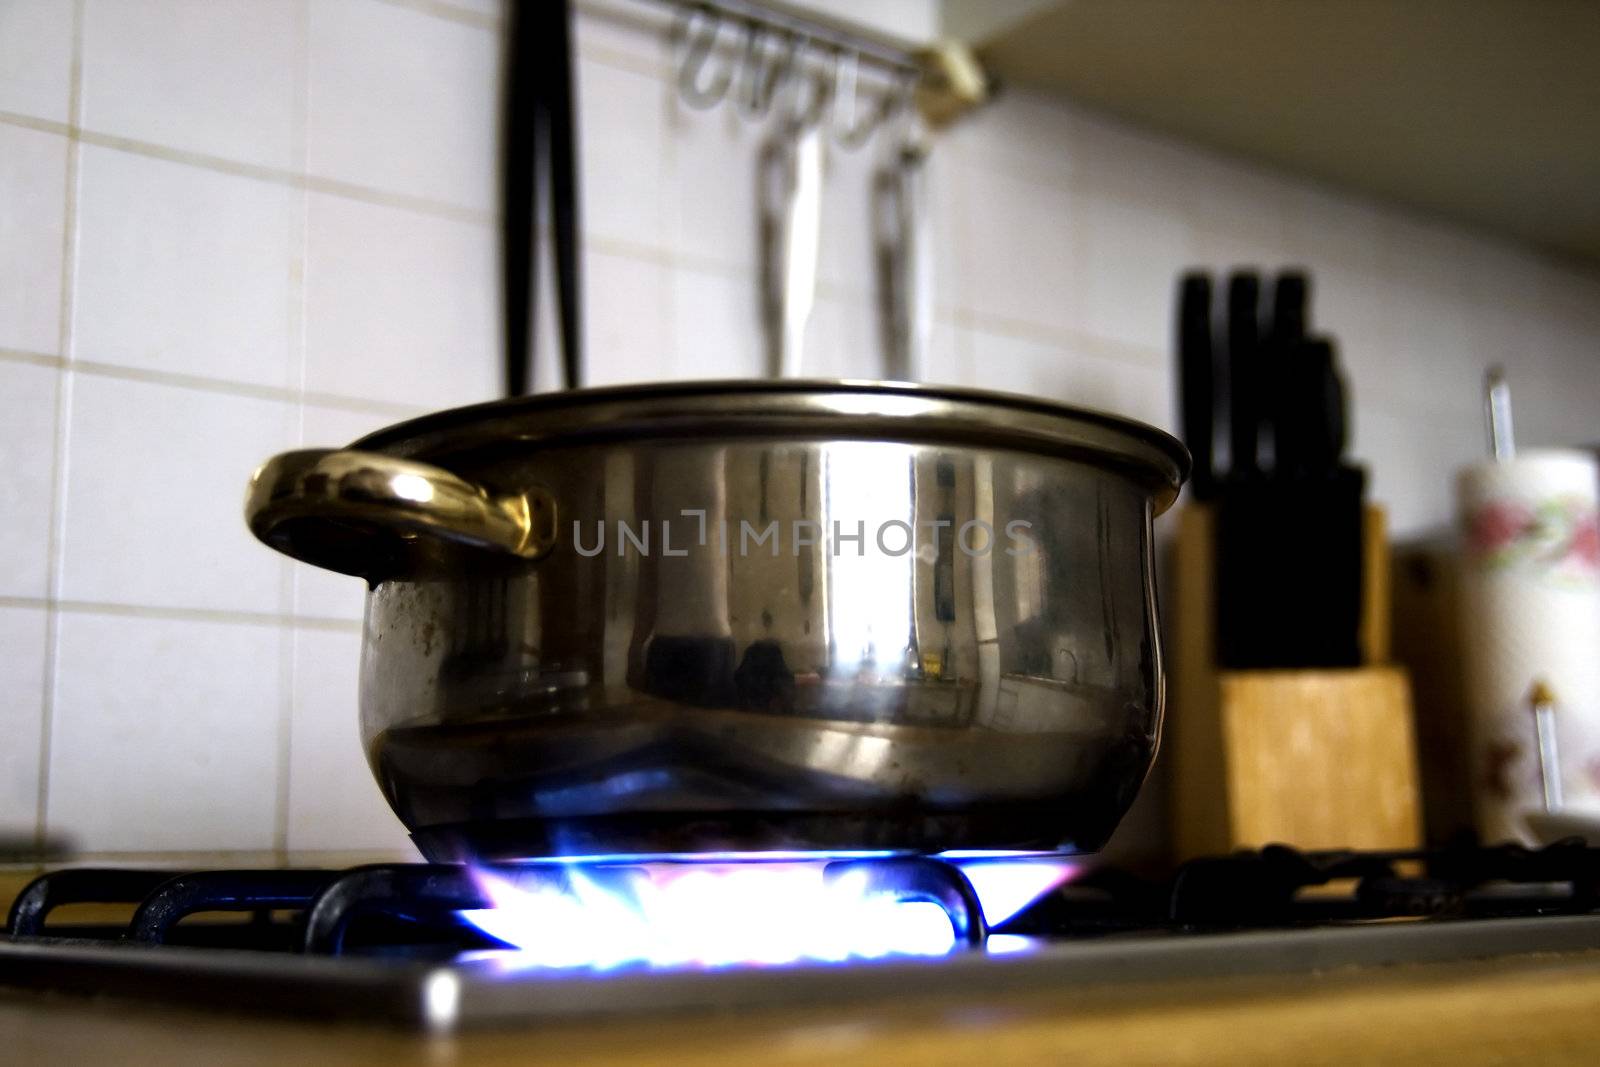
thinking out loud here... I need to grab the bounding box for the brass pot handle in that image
[245,449,557,580]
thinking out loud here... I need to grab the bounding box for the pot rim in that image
[352,378,1191,508]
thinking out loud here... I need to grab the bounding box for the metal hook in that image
[675,6,732,110]
[830,49,895,150]
[781,44,833,129]
[737,24,799,119]
[884,69,921,152]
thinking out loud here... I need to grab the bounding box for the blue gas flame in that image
[457,857,1073,971]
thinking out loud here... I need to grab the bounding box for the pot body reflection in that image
[360,437,1166,861]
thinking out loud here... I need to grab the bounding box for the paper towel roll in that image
[1457,449,1600,844]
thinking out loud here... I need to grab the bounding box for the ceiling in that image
[974,0,1600,264]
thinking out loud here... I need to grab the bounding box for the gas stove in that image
[3,841,1599,1032]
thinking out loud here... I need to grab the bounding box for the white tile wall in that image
[73,145,298,386]
[57,375,294,614]
[1,0,1597,857]
[580,56,670,248]
[303,191,499,407]
[0,607,48,836]
[0,123,67,355]
[667,101,763,272]
[666,265,759,379]
[48,611,284,851]
[813,137,878,294]
[0,0,74,124]
[79,0,301,170]
[800,294,877,380]
[1077,191,1193,354]
[584,247,673,381]
[286,627,415,854]
[305,0,499,210]
[0,359,60,599]
[963,166,1080,337]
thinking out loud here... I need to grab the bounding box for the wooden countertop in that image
[6,949,1600,1065]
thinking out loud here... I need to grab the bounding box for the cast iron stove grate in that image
[5,855,988,958]
[1005,838,1600,937]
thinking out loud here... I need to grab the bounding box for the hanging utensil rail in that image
[655,0,921,81]
[643,0,928,147]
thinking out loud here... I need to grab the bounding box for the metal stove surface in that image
[4,841,1599,1032]
[7,913,1600,1032]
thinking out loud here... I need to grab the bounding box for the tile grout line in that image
[371,0,501,31]
[274,0,317,866]
[35,0,87,852]
[276,626,298,864]
[656,18,681,374]
[80,126,496,224]
[0,9,664,235]
[0,111,494,228]
[0,348,432,419]
[944,135,976,379]
[2,849,412,868]
[0,347,61,370]
[0,595,364,632]
[5,260,1465,429]
[5,95,1278,249]
[9,287,1242,426]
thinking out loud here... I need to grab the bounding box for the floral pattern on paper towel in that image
[1465,494,1600,584]
[1480,737,1524,800]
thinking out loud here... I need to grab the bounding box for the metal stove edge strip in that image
[0,939,445,1026]
[5,915,1600,1032]
[448,914,1600,1025]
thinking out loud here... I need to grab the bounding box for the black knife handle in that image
[1265,272,1310,476]
[1270,271,1309,344]
[1302,337,1347,471]
[1226,273,1261,478]
[1178,273,1215,498]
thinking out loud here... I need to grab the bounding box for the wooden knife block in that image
[1168,503,1423,859]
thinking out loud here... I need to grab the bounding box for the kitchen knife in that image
[1178,273,1216,498]
[1300,337,1347,475]
[1285,334,1363,667]
[1273,335,1345,478]
[1226,273,1262,479]
[1265,271,1309,474]
[1270,271,1308,344]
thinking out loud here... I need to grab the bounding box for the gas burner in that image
[5,842,1600,1031]
[456,856,998,969]
[5,854,1068,965]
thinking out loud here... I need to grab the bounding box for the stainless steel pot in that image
[246,381,1188,861]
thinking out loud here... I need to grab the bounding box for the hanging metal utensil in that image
[545,0,583,391]
[501,0,540,396]
[873,136,930,383]
[501,0,583,395]
[759,59,826,378]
